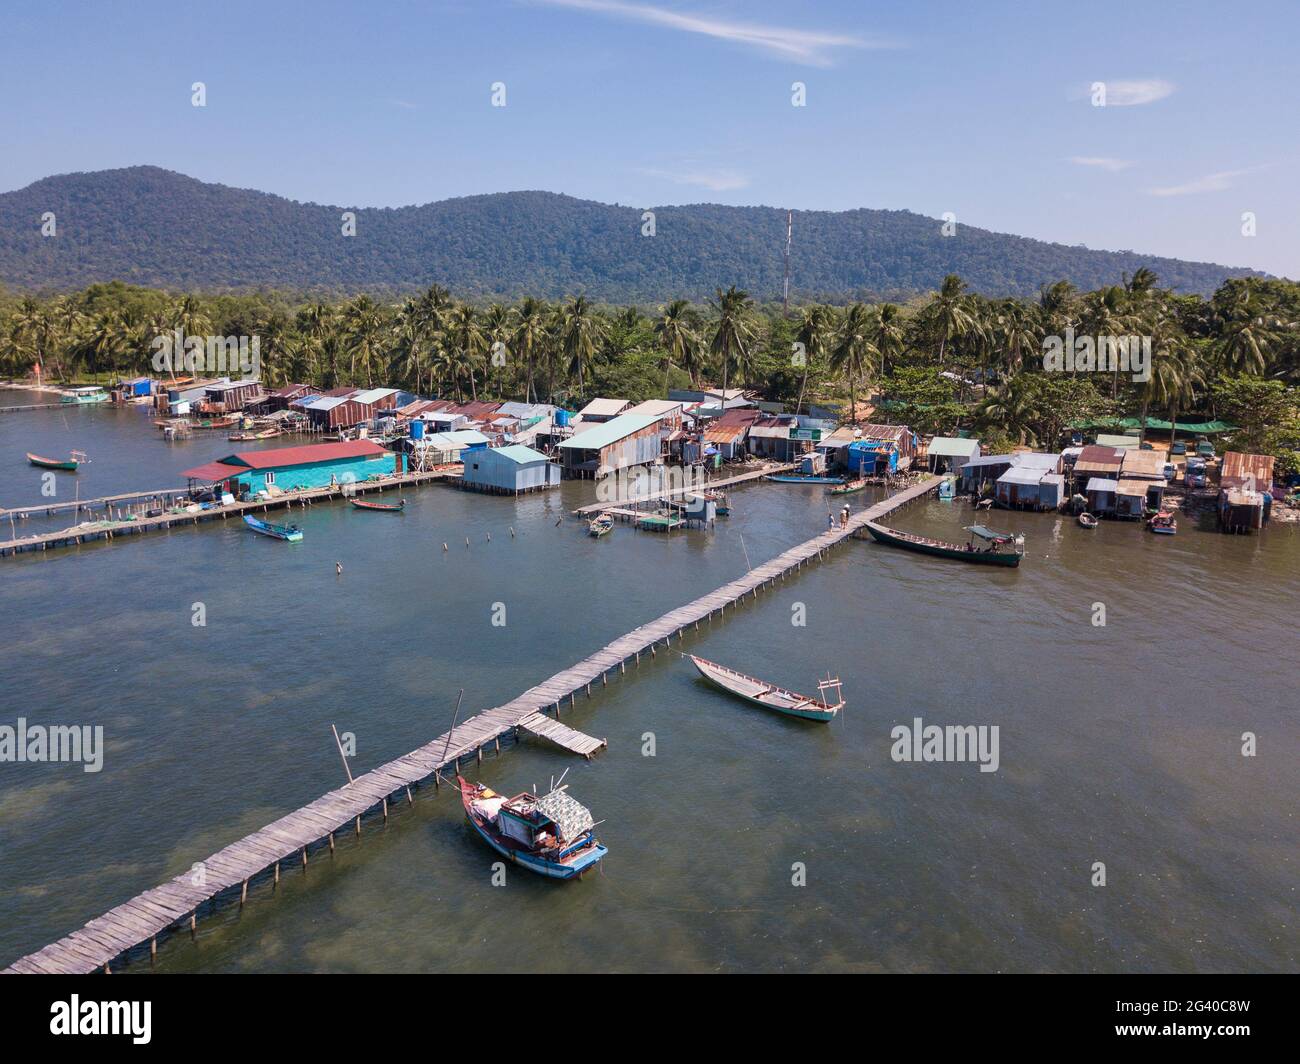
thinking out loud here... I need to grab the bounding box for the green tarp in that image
[1071,417,1239,434]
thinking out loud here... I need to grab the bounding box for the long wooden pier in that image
[0,469,457,558]
[3,475,939,975]
[0,487,192,520]
[571,462,794,515]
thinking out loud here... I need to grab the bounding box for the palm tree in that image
[1037,280,1078,337]
[512,297,548,402]
[13,298,56,381]
[831,303,878,423]
[1080,285,1134,397]
[560,296,601,398]
[868,303,905,378]
[926,274,975,365]
[976,375,1042,446]
[793,304,833,414]
[446,304,486,401]
[393,298,428,392]
[654,300,698,397]
[1216,282,1280,376]
[481,303,512,397]
[709,286,754,403]
[85,310,127,383]
[341,295,385,388]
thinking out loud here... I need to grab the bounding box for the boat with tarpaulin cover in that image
[457,776,607,879]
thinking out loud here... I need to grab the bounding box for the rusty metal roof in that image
[1221,451,1275,490]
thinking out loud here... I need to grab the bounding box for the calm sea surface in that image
[1,393,1295,972]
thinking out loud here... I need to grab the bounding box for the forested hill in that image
[0,166,1265,301]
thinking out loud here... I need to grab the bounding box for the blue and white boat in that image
[938,476,955,500]
[60,386,109,405]
[458,776,607,880]
[765,473,846,485]
[243,514,304,542]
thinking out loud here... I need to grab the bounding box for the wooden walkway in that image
[0,487,192,520]
[0,469,456,558]
[571,462,793,515]
[3,475,939,975]
[516,713,607,758]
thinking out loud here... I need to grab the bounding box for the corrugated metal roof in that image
[485,444,552,464]
[1096,434,1141,449]
[1011,452,1060,471]
[225,440,389,469]
[626,399,684,418]
[927,437,980,457]
[1121,450,1167,477]
[578,397,631,418]
[1221,451,1275,488]
[998,467,1044,486]
[1116,478,1150,496]
[306,396,349,410]
[857,423,909,442]
[1087,478,1118,492]
[1075,445,1124,472]
[443,429,490,445]
[181,460,247,481]
[559,413,662,450]
[350,387,398,405]
[962,453,1016,469]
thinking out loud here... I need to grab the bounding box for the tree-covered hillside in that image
[0,166,1266,301]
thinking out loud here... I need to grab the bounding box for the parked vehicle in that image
[1171,441,1187,456]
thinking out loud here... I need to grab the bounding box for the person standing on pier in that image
[828,511,835,531]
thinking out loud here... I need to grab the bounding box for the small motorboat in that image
[1148,511,1177,535]
[228,428,279,441]
[27,450,86,471]
[588,512,614,537]
[350,497,405,512]
[689,654,843,722]
[937,476,956,500]
[457,776,607,880]
[1077,512,1098,529]
[243,514,303,542]
[828,479,868,496]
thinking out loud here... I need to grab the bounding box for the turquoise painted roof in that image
[558,413,661,451]
[489,444,551,464]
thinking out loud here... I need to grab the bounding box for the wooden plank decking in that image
[3,475,939,975]
[571,462,794,515]
[516,713,607,758]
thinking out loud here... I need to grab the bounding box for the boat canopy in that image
[532,789,595,842]
[965,524,1015,544]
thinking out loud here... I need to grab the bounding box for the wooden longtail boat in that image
[689,654,843,722]
[242,514,303,542]
[1077,512,1098,529]
[27,451,85,471]
[457,776,607,880]
[865,521,1024,567]
[350,498,405,512]
[228,428,279,441]
[588,512,614,537]
[828,479,868,496]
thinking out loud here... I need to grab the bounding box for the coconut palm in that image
[926,274,976,365]
[512,297,549,402]
[1079,285,1135,397]
[976,374,1042,446]
[341,295,385,388]
[446,303,486,401]
[84,310,128,383]
[559,295,601,398]
[654,299,698,397]
[830,303,878,423]
[709,285,754,403]
[869,303,906,378]
[793,304,833,414]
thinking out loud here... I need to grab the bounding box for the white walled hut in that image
[461,444,560,495]
[926,436,981,473]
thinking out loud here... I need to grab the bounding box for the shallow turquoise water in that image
[1,394,1295,972]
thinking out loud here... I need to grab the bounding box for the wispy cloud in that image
[536,0,890,66]
[638,166,749,192]
[1069,156,1133,172]
[1148,168,1258,197]
[1093,79,1175,106]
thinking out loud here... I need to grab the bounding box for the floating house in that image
[349,387,401,412]
[1073,445,1124,488]
[925,436,981,473]
[164,377,229,414]
[182,440,398,496]
[1086,477,1118,515]
[959,453,1016,492]
[850,425,920,473]
[461,444,560,495]
[1120,450,1169,511]
[203,379,264,413]
[1115,479,1149,519]
[747,415,806,462]
[558,412,664,478]
[1218,451,1275,532]
[258,383,313,412]
[703,408,762,462]
[996,467,1057,510]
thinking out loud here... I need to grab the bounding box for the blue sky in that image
[2,0,1297,278]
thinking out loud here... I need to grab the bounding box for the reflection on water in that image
[0,398,1295,972]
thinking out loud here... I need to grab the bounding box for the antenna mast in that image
[782,210,793,317]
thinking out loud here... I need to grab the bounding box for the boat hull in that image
[26,453,78,471]
[243,515,303,542]
[865,522,1021,566]
[766,474,845,485]
[829,481,868,496]
[466,816,607,879]
[690,655,838,722]
[350,499,404,512]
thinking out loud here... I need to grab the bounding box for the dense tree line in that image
[2,272,1297,473]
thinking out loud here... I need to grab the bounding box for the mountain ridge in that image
[0,165,1267,301]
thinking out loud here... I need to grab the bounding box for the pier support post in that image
[406,786,414,805]
[328,833,335,854]
[151,937,157,962]
[383,797,389,820]
[355,815,362,836]
[274,862,280,887]
[241,879,248,905]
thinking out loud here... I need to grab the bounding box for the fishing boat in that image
[865,521,1024,567]
[350,497,405,512]
[766,473,846,485]
[1077,512,1098,529]
[1148,511,1177,535]
[689,654,843,722]
[228,428,279,441]
[938,476,956,501]
[457,776,607,880]
[588,511,614,537]
[828,479,868,496]
[242,514,303,542]
[60,386,108,405]
[26,450,86,471]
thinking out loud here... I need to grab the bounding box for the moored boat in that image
[457,776,607,880]
[27,450,86,471]
[938,476,956,500]
[828,479,868,496]
[350,497,405,512]
[243,514,303,542]
[1148,511,1177,535]
[689,654,843,722]
[1077,512,1098,529]
[60,386,109,405]
[865,521,1024,567]
[588,512,614,537]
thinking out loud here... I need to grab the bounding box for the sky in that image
[1,0,1297,278]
